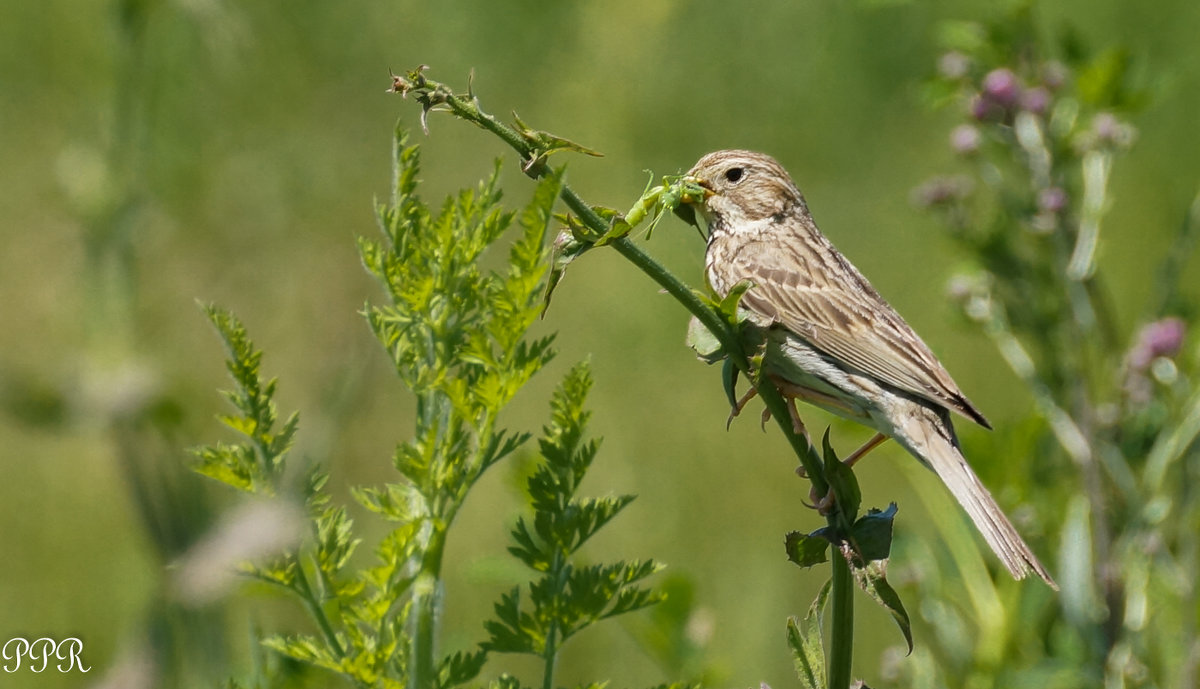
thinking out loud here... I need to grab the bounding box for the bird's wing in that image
[729,237,991,428]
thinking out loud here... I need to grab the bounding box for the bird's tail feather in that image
[895,408,1057,589]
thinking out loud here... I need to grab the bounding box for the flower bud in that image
[968,94,1003,122]
[1128,317,1186,370]
[1037,186,1068,214]
[982,68,1020,107]
[1020,86,1052,116]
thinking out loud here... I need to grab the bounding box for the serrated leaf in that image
[788,578,831,689]
[436,649,487,689]
[483,431,534,473]
[482,587,540,654]
[194,304,295,496]
[353,482,430,523]
[315,505,361,574]
[786,530,831,568]
[241,553,298,589]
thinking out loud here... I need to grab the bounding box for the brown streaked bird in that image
[685,149,1055,587]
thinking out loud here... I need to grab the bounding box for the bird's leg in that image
[726,386,759,430]
[843,432,888,467]
[803,433,888,514]
[785,396,809,439]
[728,384,809,441]
[771,375,866,420]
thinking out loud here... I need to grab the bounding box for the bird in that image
[683,149,1056,587]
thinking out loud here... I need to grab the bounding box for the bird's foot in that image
[726,387,760,430]
[803,484,837,515]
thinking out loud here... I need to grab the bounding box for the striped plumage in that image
[687,149,1055,587]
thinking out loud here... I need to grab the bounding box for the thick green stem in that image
[409,527,447,689]
[828,552,855,689]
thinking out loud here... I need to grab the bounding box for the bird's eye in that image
[724,167,744,183]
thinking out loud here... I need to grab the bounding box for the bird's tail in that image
[893,407,1057,589]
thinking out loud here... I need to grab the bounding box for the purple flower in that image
[1020,86,1052,115]
[968,94,1003,122]
[950,124,981,154]
[1038,186,1068,213]
[982,68,1020,107]
[1084,112,1137,150]
[1128,318,1186,370]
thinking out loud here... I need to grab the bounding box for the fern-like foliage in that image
[483,363,664,684]
[191,304,298,495]
[193,124,675,689]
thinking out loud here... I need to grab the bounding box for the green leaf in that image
[191,304,295,495]
[482,587,540,654]
[543,226,593,315]
[436,649,487,689]
[315,505,361,575]
[512,112,604,160]
[242,554,298,589]
[721,358,740,412]
[847,554,912,654]
[822,429,861,522]
[686,315,726,364]
[488,362,662,662]
[851,503,898,563]
[353,482,430,523]
[786,530,831,568]
[788,578,831,689]
[717,279,754,322]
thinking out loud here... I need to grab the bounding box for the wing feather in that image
[728,236,991,428]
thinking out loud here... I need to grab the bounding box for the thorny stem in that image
[391,68,851,686]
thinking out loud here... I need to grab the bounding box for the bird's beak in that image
[673,175,709,230]
[680,175,714,202]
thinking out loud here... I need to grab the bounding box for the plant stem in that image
[422,70,833,489]
[828,552,855,689]
[294,560,345,659]
[541,621,559,689]
[395,68,851,681]
[539,550,569,689]
[409,527,447,689]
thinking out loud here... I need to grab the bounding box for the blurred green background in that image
[3,0,1199,687]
